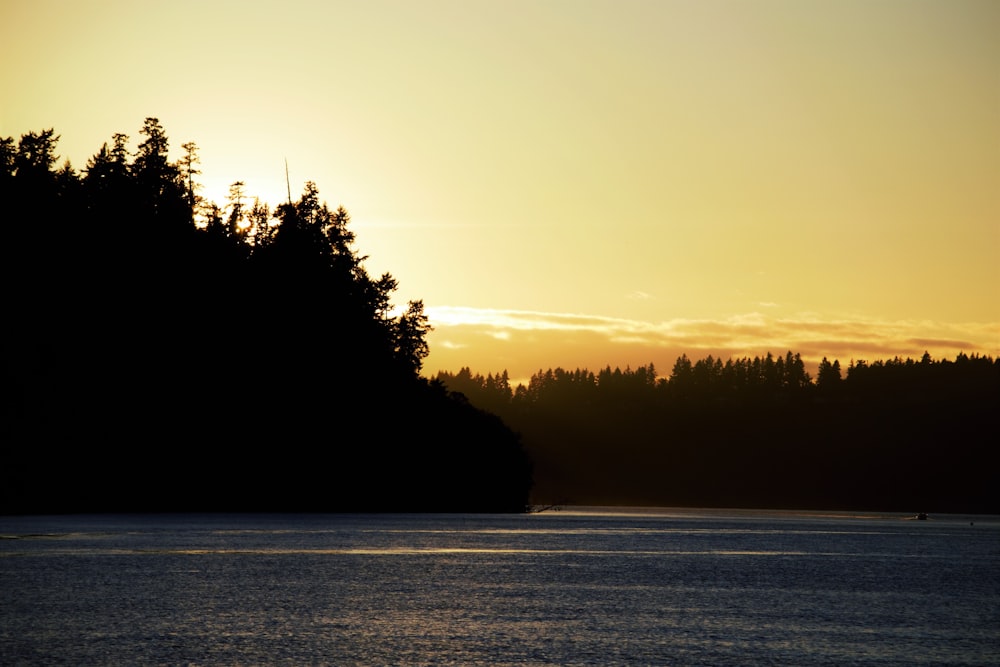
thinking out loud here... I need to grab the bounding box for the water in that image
[2,509,998,665]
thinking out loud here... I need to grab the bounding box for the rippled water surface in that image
[2,509,998,665]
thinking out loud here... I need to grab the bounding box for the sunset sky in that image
[3,0,997,384]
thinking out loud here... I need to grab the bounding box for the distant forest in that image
[438,350,999,514]
[1,120,532,514]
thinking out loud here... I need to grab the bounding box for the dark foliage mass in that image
[4,120,995,516]
[1,120,532,514]
[438,351,999,514]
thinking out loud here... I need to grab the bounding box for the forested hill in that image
[437,353,999,514]
[1,120,532,514]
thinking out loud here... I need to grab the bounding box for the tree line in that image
[4,119,993,515]
[437,351,999,513]
[1,120,532,514]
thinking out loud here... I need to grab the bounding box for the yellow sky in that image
[3,0,997,382]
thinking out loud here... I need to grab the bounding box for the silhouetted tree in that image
[177,141,202,218]
[1,120,533,514]
[13,129,59,177]
[0,136,15,181]
[394,300,432,374]
[817,357,842,390]
[245,198,274,247]
[226,180,248,238]
[84,133,132,208]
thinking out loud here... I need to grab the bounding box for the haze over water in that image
[2,509,998,665]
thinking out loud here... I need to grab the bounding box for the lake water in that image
[1,509,998,666]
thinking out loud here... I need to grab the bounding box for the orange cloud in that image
[423,306,998,383]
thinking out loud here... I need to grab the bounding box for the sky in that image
[3,0,998,384]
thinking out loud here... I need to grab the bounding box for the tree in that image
[246,198,274,247]
[14,129,59,176]
[325,204,356,257]
[177,141,202,218]
[367,272,399,320]
[132,117,185,223]
[817,357,842,390]
[783,351,811,390]
[0,136,15,181]
[668,354,694,397]
[133,118,169,187]
[226,180,247,238]
[272,181,339,265]
[394,300,432,373]
[83,133,131,209]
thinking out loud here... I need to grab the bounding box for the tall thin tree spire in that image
[285,158,292,205]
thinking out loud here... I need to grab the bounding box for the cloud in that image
[423,306,999,378]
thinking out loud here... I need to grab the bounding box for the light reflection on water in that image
[1,509,998,666]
